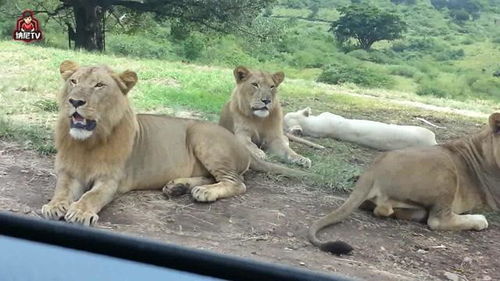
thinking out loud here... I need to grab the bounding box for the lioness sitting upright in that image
[219,66,311,168]
[309,113,500,255]
[42,61,300,226]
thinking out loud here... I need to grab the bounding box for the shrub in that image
[389,65,418,78]
[434,48,465,61]
[182,36,204,60]
[317,64,394,88]
[348,49,394,64]
[461,37,474,45]
[416,84,448,97]
[471,78,500,98]
[107,34,174,59]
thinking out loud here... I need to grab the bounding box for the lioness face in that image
[58,60,137,140]
[233,66,284,118]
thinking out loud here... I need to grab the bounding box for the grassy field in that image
[0,40,495,191]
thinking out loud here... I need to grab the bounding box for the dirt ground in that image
[0,137,499,281]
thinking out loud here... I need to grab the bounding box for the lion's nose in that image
[69,98,86,108]
[262,99,271,105]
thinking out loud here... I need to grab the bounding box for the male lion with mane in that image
[42,61,303,226]
[219,66,312,168]
[309,113,500,255]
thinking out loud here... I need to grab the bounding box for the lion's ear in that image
[272,71,285,86]
[489,113,500,134]
[60,60,79,80]
[302,107,312,117]
[234,66,250,83]
[118,70,138,94]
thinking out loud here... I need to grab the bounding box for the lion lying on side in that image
[284,107,437,151]
[42,61,304,226]
[308,113,500,255]
[219,66,312,168]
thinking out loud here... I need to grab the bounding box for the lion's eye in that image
[251,82,259,88]
[95,82,105,88]
[69,79,77,85]
[270,85,275,89]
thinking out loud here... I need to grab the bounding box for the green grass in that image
[0,40,493,192]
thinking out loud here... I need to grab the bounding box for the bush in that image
[471,78,500,98]
[389,65,418,78]
[450,9,470,22]
[317,64,394,88]
[182,36,204,60]
[416,84,448,97]
[348,50,394,64]
[434,48,465,61]
[107,34,174,59]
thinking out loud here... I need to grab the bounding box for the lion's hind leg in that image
[372,198,428,223]
[393,207,428,222]
[187,123,251,202]
[427,208,488,231]
[163,177,214,198]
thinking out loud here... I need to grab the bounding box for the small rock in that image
[482,275,492,281]
[23,206,31,214]
[286,232,294,237]
[380,246,386,251]
[299,262,306,266]
[463,257,472,264]
[443,271,459,281]
[251,251,257,255]
[417,249,427,254]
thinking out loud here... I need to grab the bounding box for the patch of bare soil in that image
[0,140,498,281]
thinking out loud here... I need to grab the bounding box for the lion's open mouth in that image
[252,106,268,111]
[70,112,97,131]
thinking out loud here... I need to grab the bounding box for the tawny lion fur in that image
[42,61,304,226]
[309,113,500,255]
[219,66,312,168]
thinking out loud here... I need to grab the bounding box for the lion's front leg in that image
[42,172,85,220]
[236,133,266,160]
[65,178,119,226]
[267,136,311,168]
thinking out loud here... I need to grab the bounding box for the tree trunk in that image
[72,0,105,51]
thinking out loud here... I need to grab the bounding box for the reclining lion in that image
[309,113,500,255]
[41,61,304,226]
[219,66,312,168]
[284,107,437,151]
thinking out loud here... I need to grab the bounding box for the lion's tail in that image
[307,171,374,255]
[249,157,311,178]
[285,133,325,150]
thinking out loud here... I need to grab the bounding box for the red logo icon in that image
[13,10,43,43]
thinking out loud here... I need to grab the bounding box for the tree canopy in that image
[25,0,276,51]
[330,4,406,50]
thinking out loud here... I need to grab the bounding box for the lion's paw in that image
[471,214,488,231]
[64,203,99,226]
[163,182,189,198]
[42,200,70,220]
[291,155,311,168]
[251,148,267,160]
[191,186,218,202]
[289,127,303,136]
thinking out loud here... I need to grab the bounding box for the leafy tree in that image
[431,0,482,21]
[451,9,470,23]
[19,0,275,51]
[390,0,416,5]
[330,4,406,50]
